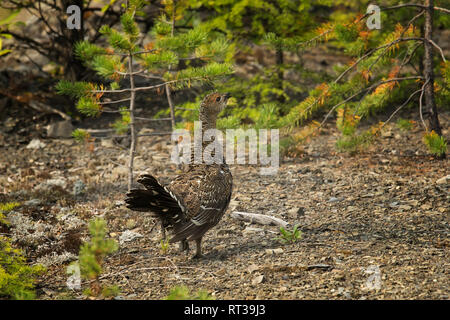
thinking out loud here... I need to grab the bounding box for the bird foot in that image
[191,253,204,259]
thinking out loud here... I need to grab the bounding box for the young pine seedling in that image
[160,238,170,254]
[396,118,415,131]
[275,224,302,244]
[72,218,119,298]
[423,131,447,158]
[165,285,215,300]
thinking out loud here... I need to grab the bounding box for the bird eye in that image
[216,96,221,102]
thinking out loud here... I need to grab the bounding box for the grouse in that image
[125,92,233,258]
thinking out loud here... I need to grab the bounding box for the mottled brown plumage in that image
[125,92,232,258]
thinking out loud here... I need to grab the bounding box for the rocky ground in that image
[0,106,448,300]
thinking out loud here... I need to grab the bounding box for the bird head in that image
[199,92,231,118]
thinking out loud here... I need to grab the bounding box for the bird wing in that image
[167,164,232,242]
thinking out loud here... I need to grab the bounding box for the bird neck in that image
[199,112,217,132]
[191,112,224,164]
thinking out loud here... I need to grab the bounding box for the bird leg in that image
[179,239,189,252]
[192,238,203,259]
[160,222,166,242]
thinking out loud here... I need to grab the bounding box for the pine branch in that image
[380,5,450,14]
[399,43,422,69]
[89,79,190,93]
[380,4,425,10]
[335,37,425,83]
[100,109,126,113]
[90,70,230,93]
[55,81,94,99]
[428,39,447,62]
[98,98,132,105]
[115,69,163,80]
[5,30,51,58]
[321,76,424,127]
[116,69,145,76]
[366,11,425,74]
[79,48,156,57]
[434,6,450,14]
[134,73,164,80]
[135,117,172,121]
[291,11,373,51]
[382,88,424,126]
[36,0,60,37]
[419,79,430,130]
[109,132,173,138]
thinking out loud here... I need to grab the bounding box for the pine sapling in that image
[56,0,233,191]
[74,218,118,298]
[165,285,215,300]
[423,131,447,158]
[275,224,302,244]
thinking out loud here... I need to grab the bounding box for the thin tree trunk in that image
[128,54,137,191]
[423,0,443,138]
[275,47,284,102]
[62,0,86,81]
[165,83,179,164]
[166,0,179,165]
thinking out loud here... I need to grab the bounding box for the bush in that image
[165,285,215,300]
[275,224,302,244]
[71,218,119,298]
[335,131,373,154]
[0,202,20,224]
[423,131,447,158]
[396,118,415,131]
[0,202,45,300]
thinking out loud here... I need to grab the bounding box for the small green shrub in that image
[72,218,119,298]
[160,238,170,254]
[275,224,302,244]
[0,202,43,300]
[112,107,131,134]
[165,285,215,300]
[0,202,20,224]
[71,129,95,153]
[72,128,90,142]
[423,131,447,158]
[0,236,45,300]
[335,132,373,154]
[396,118,415,131]
[101,284,120,298]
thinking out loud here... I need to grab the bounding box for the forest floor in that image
[0,107,449,300]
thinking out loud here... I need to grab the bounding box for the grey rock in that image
[101,139,115,148]
[119,230,143,245]
[26,138,46,149]
[46,120,74,138]
[252,275,264,285]
[24,198,42,206]
[72,180,86,197]
[34,177,67,191]
[436,175,450,185]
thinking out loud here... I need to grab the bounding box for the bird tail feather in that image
[125,174,183,224]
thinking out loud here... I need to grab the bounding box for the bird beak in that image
[224,93,231,100]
